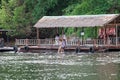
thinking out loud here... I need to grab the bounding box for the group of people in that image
[55,33,67,53]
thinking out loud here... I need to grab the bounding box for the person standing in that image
[62,33,67,41]
[55,34,59,45]
[57,38,62,53]
[58,38,66,53]
[61,39,66,53]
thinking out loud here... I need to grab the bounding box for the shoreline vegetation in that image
[0,0,120,40]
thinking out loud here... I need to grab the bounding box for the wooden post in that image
[26,38,28,46]
[36,28,40,47]
[62,27,63,34]
[15,38,17,45]
[103,27,106,46]
[93,39,96,47]
[56,27,59,34]
[37,39,40,47]
[116,24,118,46]
[106,26,109,46]
[37,28,39,39]
[93,27,97,47]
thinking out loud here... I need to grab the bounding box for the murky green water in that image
[0,52,120,80]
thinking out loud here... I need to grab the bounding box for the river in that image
[0,51,120,80]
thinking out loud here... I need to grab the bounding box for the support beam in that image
[36,28,39,39]
[107,23,120,26]
[116,24,118,46]
[62,27,64,35]
[103,27,106,45]
[93,27,96,46]
[56,27,59,34]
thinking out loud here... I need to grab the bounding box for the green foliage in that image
[0,0,120,39]
[0,0,13,29]
[32,0,58,22]
[66,28,74,35]
[0,0,33,37]
[63,0,120,38]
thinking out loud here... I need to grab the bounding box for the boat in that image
[0,47,14,52]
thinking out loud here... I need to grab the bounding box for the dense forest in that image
[0,0,120,39]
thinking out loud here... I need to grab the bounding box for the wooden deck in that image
[15,38,120,53]
[0,47,14,52]
[19,45,94,53]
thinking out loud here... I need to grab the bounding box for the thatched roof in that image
[34,14,119,28]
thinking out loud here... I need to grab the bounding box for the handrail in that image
[15,37,120,46]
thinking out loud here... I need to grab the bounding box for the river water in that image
[0,51,120,80]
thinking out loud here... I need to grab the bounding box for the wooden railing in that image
[15,37,120,46]
[15,38,54,46]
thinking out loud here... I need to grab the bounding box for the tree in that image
[0,0,120,39]
[63,0,120,38]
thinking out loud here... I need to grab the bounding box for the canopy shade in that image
[34,14,119,28]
